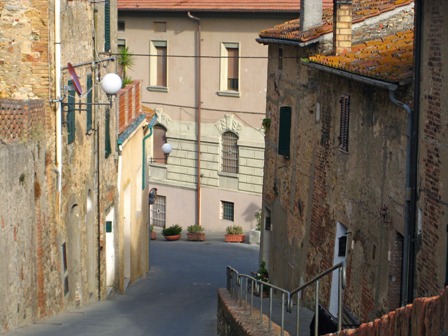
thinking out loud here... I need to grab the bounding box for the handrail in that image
[226,262,346,336]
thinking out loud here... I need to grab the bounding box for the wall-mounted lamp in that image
[150,143,173,164]
[52,62,122,109]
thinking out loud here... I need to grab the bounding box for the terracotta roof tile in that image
[308,29,414,83]
[258,0,413,42]
[118,0,300,12]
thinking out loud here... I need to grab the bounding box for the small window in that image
[339,94,350,152]
[222,201,234,221]
[61,242,69,296]
[117,39,126,49]
[222,131,238,173]
[264,208,271,231]
[149,41,167,88]
[118,20,125,31]
[278,106,291,158]
[152,195,166,228]
[219,43,240,93]
[338,235,347,257]
[152,125,168,164]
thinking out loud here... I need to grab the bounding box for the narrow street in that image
[8,234,259,336]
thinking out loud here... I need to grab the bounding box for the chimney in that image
[333,0,353,55]
[300,0,323,31]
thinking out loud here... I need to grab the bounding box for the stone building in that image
[117,0,299,233]
[414,0,448,299]
[0,0,121,332]
[257,0,419,322]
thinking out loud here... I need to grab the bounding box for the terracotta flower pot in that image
[224,234,245,243]
[164,234,181,241]
[187,232,205,241]
[150,231,157,240]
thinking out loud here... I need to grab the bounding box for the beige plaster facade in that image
[117,10,297,233]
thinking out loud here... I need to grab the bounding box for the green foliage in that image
[162,224,182,236]
[187,225,204,233]
[254,261,269,283]
[118,46,134,87]
[150,224,155,232]
[261,118,271,133]
[226,225,243,235]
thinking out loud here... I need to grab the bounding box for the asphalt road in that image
[8,234,260,336]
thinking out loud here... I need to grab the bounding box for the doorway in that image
[329,222,348,317]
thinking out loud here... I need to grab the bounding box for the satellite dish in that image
[67,62,83,96]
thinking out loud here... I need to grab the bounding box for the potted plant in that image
[162,224,182,241]
[252,261,270,298]
[150,224,157,240]
[249,209,262,245]
[225,225,245,243]
[187,225,205,241]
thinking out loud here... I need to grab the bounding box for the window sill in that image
[218,171,239,178]
[217,90,240,98]
[147,86,168,93]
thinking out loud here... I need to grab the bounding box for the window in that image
[221,201,234,221]
[152,125,168,164]
[264,208,271,231]
[86,74,93,132]
[339,94,350,152]
[278,106,292,158]
[67,79,76,144]
[219,43,240,94]
[338,235,347,257]
[104,0,111,52]
[221,131,238,173]
[152,195,166,228]
[61,242,69,296]
[118,20,125,32]
[149,41,167,89]
[105,108,111,158]
[117,39,126,49]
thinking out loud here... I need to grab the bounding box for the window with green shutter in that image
[278,106,291,158]
[104,0,111,52]
[67,80,76,144]
[339,95,350,152]
[86,74,93,132]
[105,108,111,158]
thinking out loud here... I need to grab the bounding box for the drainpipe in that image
[142,115,158,190]
[188,12,202,227]
[55,0,62,194]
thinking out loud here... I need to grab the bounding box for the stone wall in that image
[217,288,289,336]
[326,287,448,336]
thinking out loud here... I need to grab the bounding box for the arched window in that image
[222,131,238,173]
[153,125,168,164]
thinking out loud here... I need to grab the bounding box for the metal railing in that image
[226,262,346,336]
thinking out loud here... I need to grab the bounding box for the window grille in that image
[67,79,76,144]
[222,131,238,173]
[339,95,350,152]
[152,195,166,228]
[278,106,292,158]
[222,201,234,221]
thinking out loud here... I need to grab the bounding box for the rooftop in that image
[118,0,300,12]
[307,29,414,84]
[258,0,413,43]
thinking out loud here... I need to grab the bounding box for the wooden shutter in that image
[105,108,111,158]
[67,80,76,144]
[104,0,111,52]
[339,95,350,152]
[278,106,292,157]
[86,74,93,132]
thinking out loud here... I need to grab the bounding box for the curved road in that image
[8,234,259,336]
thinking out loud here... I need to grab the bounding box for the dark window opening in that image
[222,201,234,221]
[339,95,350,152]
[278,106,292,158]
